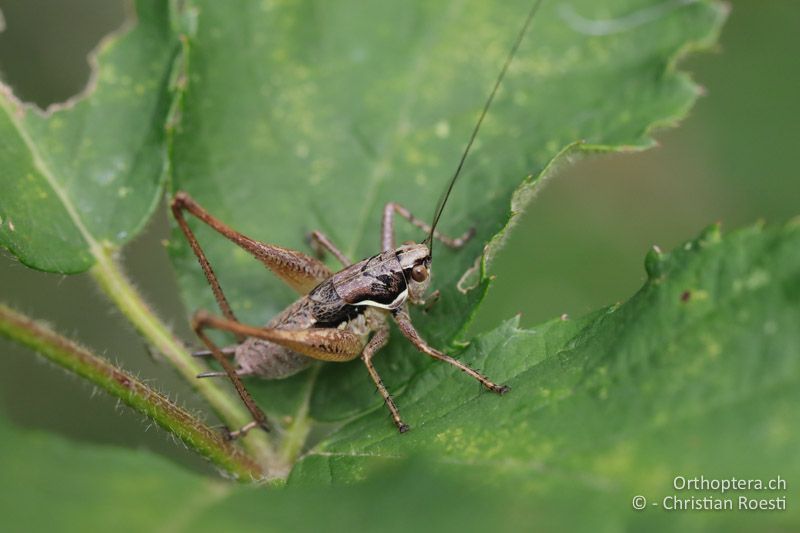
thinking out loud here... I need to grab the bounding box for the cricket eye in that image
[411,264,428,282]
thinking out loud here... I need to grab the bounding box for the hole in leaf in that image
[0,0,126,109]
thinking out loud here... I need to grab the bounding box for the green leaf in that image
[289,220,800,531]
[0,414,565,532]
[0,414,211,532]
[2,221,798,532]
[295,220,800,466]
[167,0,727,423]
[0,0,175,273]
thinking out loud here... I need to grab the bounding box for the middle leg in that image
[359,326,408,432]
[307,230,351,267]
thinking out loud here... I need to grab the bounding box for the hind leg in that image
[191,315,271,439]
[171,192,333,322]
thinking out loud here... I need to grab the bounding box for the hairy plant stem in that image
[0,303,263,480]
[278,364,320,468]
[88,242,280,474]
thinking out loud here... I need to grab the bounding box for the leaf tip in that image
[696,222,723,247]
[644,244,668,280]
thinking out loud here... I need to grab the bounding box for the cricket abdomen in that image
[233,293,382,379]
[233,297,318,379]
[234,337,312,379]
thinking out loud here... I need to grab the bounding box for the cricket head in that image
[396,241,432,303]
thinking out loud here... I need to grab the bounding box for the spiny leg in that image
[171,191,332,300]
[191,313,270,439]
[192,346,236,359]
[360,326,408,433]
[192,311,364,363]
[193,344,237,379]
[308,230,352,267]
[393,307,509,394]
[382,201,476,252]
[171,193,241,337]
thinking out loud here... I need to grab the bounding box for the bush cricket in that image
[172,1,543,438]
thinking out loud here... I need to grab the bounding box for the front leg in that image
[392,306,509,394]
[410,289,440,312]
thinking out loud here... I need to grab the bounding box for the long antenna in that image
[425,0,544,256]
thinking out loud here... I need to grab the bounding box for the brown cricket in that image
[172,1,543,438]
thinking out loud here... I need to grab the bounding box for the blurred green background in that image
[0,0,798,472]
